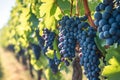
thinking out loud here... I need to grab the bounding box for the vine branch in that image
[72,56,82,80]
[83,0,97,30]
[72,43,82,80]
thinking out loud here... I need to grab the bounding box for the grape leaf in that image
[31,53,48,70]
[45,68,63,80]
[46,49,54,59]
[106,45,120,62]
[102,45,120,80]
[44,16,56,30]
[102,57,120,80]
[94,33,106,55]
[50,3,57,16]
[56,0,70,14]
[39,0,55,17]
[28,12,39,28]
[59,62,70,73]
[53,38,60,59]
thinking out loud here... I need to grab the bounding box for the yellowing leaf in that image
[109,57,120,66]
[46,49,54,58]
[44,16,56,30]
[39,1,54,17]
[41,0,55,4]
[102,46,120,80]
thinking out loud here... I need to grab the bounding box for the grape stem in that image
[83,0,97,30]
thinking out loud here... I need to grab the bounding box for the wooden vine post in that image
[83,0,97,30]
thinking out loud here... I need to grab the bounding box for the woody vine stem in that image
[83,0,97,30]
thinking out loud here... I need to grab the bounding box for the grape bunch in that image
[47,50,61,74]
[58,15,101,79]
[35,29,45,50]
[31,43,41,60]
[94,0,120,45]
[41,28,61,73]
[58,16,79,65]
[42,28,55,54]
[76,17,101,80]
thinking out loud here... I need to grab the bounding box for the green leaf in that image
[28,12,39,28]
[102,57,120,80]
[53,38,60,59]
[56,0,70,14]
[50,3,57,16]
[44,16,56,30]
[106,45,120,62]
[94,33,106,55]
[102,45,120,80]
[39,0,55,17]
[46,68,63,80]
[46,49,54,59]
[31,52,47,70]
[59,62,70,73]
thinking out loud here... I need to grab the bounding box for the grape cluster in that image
[36,29,45,50]
[42,28,55,53]
[76,17,101,80]
[41,28,61,73]
[94,0,120,45]
[47,50,61,74]
[31,44,41,60]
[58,15,101,79]
[58,15,100,79]
[18,46,25,55]
[58,16,79,65]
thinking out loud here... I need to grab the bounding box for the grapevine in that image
[0,0,120,80]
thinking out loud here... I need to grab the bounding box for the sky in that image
[0,0,15,29]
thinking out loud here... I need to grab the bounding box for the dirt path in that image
[0,48,32,80]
